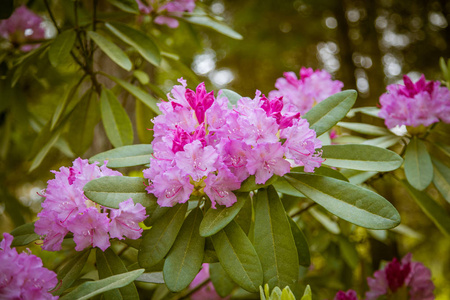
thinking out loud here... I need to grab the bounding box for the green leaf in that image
[89,144,152,168]
[346,106,381,118]
[100,88,134,147]
[29,121,63,172]
[301,285,312,300]
[404,137,433,191]
[103,74,161,115]
[211,221,263,292]
[136,100,157,143]
[135,272,164,284]
[200,192,249,237]
[273,177,306,198]
[402,180,450,236]
[341,169,378,185]
[440,57,450,81]
[210,263,235,297]
[182,13,243,40]
[309,207,341,234]
[220,89,242,108]
[10,222,39,246]
[337,122,390,136]
[59,269,144,300]
[68,91,100,156]
[83,176,157,209]
[288,217,310,267]
[285,173,401,229]
[237,175,279,192]
[105,22,161,66]
[321,144,403,171]
[54,249,91,296]
[164,207,205,292]
[88,31,132,71]
[106,0,139,14]
[48,29,76,68]
[303,90,357,137]
[96,248,139,299]
[432,158,450,203]
[133,70,150,85]
[138,203,188,268]
[253,186,299,289]
[362,135,402,149]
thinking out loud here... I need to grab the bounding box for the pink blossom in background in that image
[0,5,46,52]
[0,233,59,299]
[334,289,358,300]
[269,67,344,115]
[136,0,196,28]
[366,253,435,300]
[378,74,450,129]
[190,263,229,300]
[35,158,147,251]
[144,78,323,208]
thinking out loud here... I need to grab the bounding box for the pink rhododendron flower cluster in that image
[378,75,450,129]
[144,78,323,208]
[334,289,358,300]
[190,263,229,300]
[0,5,46,52]
[136,0,196,28]
[366,253,434,300]
[0,233,58,299]
[269,67,344,115]
[35,158,148,252]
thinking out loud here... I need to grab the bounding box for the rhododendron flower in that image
[269,67,344,115]
[144,78,323,208]
[334,289,358,300]
[378,74,450,129]
[35,158,148,251]
[0,233,58,299]
[190,263,229,300]
[0,5,46,52]
[366,253,434,300]
[136,0,196,28]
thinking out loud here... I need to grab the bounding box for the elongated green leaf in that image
[237,175,279,192]
[182,13,243,40]
[135,272,164,283]
[288,217,310,267]
[136,100,156,143]
[341,169,378,185]
[83,176,157,209]
[210,263,235,297]
[254,186,299,289]
[285,173,401,229]
[139,203,188,268]
[333,135,367,145]
[220,89,242,108]
[54,249,90,296]
[29,122,63,172]
[106,0,139,14]
[97,248,139,299]
[234,194,252,235]
[88,31,132,71]
[303,90,357,137]
[309,207,341,234]
[433,158,450,203]
[59,269,144,300]
[337,122,390,136]
[402,180,450,236]
[200,192,248,237]
[346,106,381,118]
[273,177,305,198]
[100,88,134,147]
[68,91,100,156]
[164,207,205,292]
[105,22,161,66]
[10,222,39,246]
[362,135,402,149]
[404,137,433,191]
[89,144,152,168]
[321,144,403,171]
[48,29,76,67]
[104,74,161,115]
[211,221,263,292]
